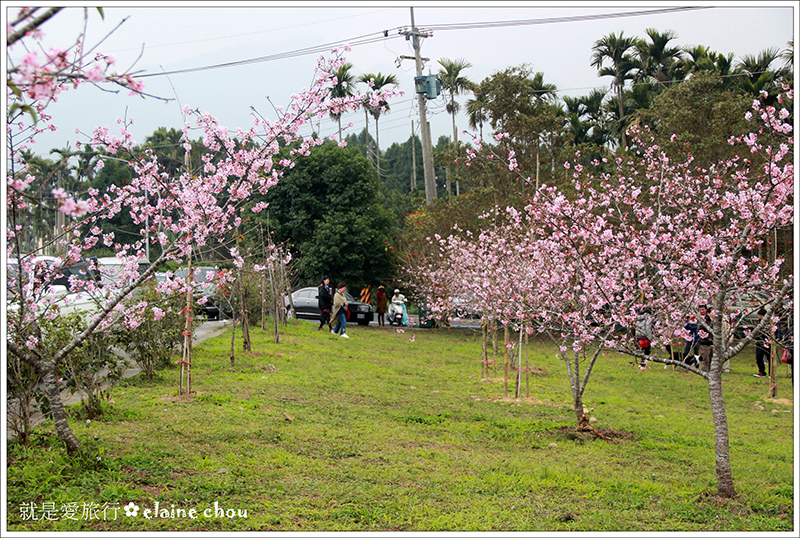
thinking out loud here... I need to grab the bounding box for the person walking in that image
[753,308,771,378]
[332,282,350,338]
[682,313,700,367]
[635,306,654,370]
[697,304,714,373]
[318,276,333,332]
[375,285,388,327]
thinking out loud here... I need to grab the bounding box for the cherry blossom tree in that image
[6,9,400,454]
[407,89,793,499]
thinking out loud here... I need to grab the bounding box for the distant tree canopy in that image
[253,143,397,288]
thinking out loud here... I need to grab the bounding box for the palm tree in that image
[358,73,377,162]
[634,28,684,91]
[144,127,185,177]
[437,58,474,145]
[530,71,558,102]
[466,83,488,139]
[438,58,474,199]
[591,32,639,148]
[735,48,782,103]
[328,62,355,141]
[361,72,398,174]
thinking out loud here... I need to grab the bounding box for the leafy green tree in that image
[591,31,639,148]
[734,48,783,105]
[636,71,752,170]
[142,126,186,178]
[87,155,140,251]
[381,135,424,196]
[480,65,566,188]
[256,143,396,287]
[633,28,684,91]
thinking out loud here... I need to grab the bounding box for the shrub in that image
[121,282,200,379]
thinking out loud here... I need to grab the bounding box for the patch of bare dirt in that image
[553,425,636,443]
[767,397,794,406]
[157,392,201,404]
[487,395,553,406]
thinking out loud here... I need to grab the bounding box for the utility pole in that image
[403,8,436,205]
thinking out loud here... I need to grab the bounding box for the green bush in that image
[120,282,199,380]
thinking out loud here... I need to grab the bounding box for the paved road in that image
[295,315,482,331]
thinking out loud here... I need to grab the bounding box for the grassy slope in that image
[6,320,795,532]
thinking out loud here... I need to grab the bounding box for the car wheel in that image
[286,307,295,319]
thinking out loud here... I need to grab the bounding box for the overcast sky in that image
[7,1,797,157]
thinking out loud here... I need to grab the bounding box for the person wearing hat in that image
[375,285,388,327]
[317,275,333,331]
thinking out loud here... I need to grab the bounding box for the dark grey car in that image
[285,287,374,326]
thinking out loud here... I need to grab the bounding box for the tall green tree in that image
[256,143,396,287]
[358,73,377,162]
[636,70,752,170]
[143,126,186,178]
[735,48,782,104]
[634,28,684,91]
[437,58,474,146]
[438,58,474,199]
[359,72,398,176]
[466,83,488,139]
[591,31,639,148]
[480,65,565,189]
[329,62,355,141]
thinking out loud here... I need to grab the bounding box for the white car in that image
[95,256,152,288]
[7,255,105,324]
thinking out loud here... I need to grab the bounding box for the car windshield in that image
[345,292,357,302]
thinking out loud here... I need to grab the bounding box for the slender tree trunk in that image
[707,352,736,498]
[41,368,81,455]
[267,262,279,343]
[525,329,530,397]
[616,81,627,149]
[481,322,490,378]
[238,268,251,353]
[515,326,523,398]
[503,325,509,397]
[375,118,381,177]
[261,272,267,332]
[230,317,236,366]
[364,109,372,162]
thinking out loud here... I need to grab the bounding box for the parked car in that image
[173,266,232,320]
[6,255,105,323]
[284,287,374,326]
[95,256,152,288]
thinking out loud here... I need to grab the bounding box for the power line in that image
[131,7,715,80]
[134,31,404,79]
[424,7,713,32]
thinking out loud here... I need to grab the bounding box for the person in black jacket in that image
[318,276,333,331]
[753,308,771,378]
[697,304,714,373]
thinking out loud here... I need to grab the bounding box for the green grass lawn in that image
[6,320,795,532]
